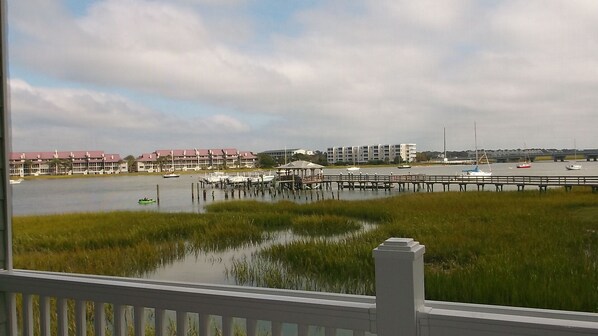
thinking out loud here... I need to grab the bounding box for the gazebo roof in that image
[277,160,324,169]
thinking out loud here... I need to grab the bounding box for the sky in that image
[5,0,598,156]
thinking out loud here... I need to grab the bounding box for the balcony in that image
[1,238,596,336]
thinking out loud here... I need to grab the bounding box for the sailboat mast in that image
[474,122,479,164]
[443,127,446,160]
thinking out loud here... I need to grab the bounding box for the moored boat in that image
[461,165,492,177]
[138,198,156,204]
[461,122,492,177]
[163,150,180,178]
[227,175,250,184]
[566,141,582,171]
[250,174,275,183]
[203,171,229,183]
[566,164,582,171]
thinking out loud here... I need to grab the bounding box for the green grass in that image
[12,189,598,313]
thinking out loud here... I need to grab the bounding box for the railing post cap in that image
[373,238,425,258]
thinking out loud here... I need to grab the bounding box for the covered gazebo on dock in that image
[276,160,324,189]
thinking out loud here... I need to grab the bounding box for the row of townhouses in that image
[135,148,257,173]
[8,144,416,176]
[9,148,258,176]
[326,144,417,164]
[9,151,126,176]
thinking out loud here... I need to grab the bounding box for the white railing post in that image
[373,238,426,336]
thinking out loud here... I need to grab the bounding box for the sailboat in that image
[516,146,532,168]
[346,151,360,172]
[163,151,180,178]
[516,161,531,169]
[461,122,492,177]
[566,142,582,171]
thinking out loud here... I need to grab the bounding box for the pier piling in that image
[156,184,160,205]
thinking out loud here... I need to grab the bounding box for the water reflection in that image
[145,222,376,285]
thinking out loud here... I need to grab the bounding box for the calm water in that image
[11,161,597,284]
[11,161,598,216]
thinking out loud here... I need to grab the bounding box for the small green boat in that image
[138,198,156,205]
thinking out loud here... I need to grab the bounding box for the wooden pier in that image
[312,174,598,193]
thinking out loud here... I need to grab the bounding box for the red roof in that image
[155,150,172,157]
[240,151,257,159]
[137,153,156,162]
[105,154,121,162]
[13,152,56,160]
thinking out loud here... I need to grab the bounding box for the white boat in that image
[461,165,492,177]
[461,122,491,177]
[566,140,582,171]
[566,164,582,171]
[251,174,275,183]
[163,151,180,178]
[227,175,250,184]
[203,171,229,183]
[347,155,360,172]
[9,178,24,185]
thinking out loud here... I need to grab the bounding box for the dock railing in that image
[1,238,597,336]
[321,174,598,192]
[323,174,598,186]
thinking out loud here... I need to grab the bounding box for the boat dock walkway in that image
[304,174,598,192]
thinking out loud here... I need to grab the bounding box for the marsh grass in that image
[290,215,361,237]
[13,189,598,313]
[13,212,265,276]
[225,190,598,312]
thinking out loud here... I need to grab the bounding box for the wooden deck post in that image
[373,238,426,336]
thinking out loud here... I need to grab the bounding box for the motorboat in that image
[227,175,250,184]
[251,174,275,183]
[397,164,411,169]
[9,178,24,184]
[346,166,360,172]
[203,171,228,183]
[516,162,531,169]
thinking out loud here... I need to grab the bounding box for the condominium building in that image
[326,144,416,164]
[135,148,257,173]
[9,150,127,176]
[258,148,314,163]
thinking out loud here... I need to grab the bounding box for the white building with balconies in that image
[327,144,416,164]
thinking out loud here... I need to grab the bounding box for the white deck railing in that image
[1,238,597,336]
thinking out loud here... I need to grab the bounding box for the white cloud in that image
[7,0,598,153]
[9,79,250,154]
